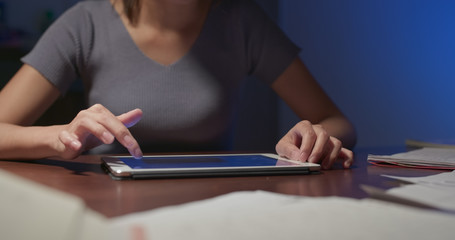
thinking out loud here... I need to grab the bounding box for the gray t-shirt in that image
[22,0,300,153]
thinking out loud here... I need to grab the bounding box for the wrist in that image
[0,124,66,159]
[40,125,68,159]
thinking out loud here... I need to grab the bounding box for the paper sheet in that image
[0,169,106,240]
[108,190,455,240]
[368,147,455,169]
[382,170,455,211]
[383,170,455,190]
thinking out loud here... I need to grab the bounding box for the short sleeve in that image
[242,0,301,85]
[21,3,93,95]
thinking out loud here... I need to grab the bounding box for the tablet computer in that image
[101,153,320,179]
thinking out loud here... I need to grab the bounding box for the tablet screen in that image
[118,155,286,169]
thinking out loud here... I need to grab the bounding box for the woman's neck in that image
[112,0,212,32]
[110,0,214,66]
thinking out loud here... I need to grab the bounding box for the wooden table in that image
[0,146,445,218]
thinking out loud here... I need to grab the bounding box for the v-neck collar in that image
[110,1,214,68]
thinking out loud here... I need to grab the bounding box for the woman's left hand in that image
[275,120,354,170]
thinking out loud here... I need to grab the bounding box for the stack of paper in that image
[367,147,455,170]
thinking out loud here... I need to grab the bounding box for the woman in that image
[0,0,356,169]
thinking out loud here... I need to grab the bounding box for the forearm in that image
[318,115,357,149]
[0,123,64,159]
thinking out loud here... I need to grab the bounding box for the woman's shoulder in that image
[70,0,110,12]
[48,0,116,38]
[63,0,112,17]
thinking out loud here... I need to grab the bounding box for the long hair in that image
[122,0,141,24]
[120,0,218,24]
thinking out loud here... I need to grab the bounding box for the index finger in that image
[91,105,143,159]
[106,120,142,159]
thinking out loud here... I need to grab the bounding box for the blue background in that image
[278,0,455,149]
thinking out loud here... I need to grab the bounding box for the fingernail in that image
[71,140,81,150]
[134,148,143,159]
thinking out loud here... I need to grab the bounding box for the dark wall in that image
[0,0,84,125]
[279,0,455,148]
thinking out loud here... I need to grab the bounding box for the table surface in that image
[0,146,445,218]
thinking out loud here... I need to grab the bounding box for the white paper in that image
[0,169,106,240]
[368,147,455,168]
[383,170,455,191]
[381,171,455,211]
[389,148,455,162]
[108,190,455,240]
[386,184,455,211]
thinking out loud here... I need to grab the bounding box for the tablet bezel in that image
[101,153,320,179]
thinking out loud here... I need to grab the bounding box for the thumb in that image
[117,108,143,128]
[276,141,302,161]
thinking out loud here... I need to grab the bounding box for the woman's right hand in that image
[56,104,143,160]
[0,65,143,160]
